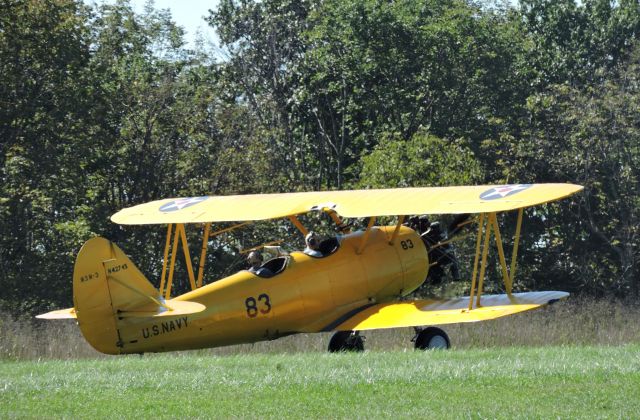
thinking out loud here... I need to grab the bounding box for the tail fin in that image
[72,237,204,354]
[72,237,159,353]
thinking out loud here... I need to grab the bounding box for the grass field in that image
[1,345,639,418]
[1,299,640,418]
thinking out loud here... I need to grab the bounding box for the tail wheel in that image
[414,326,450,350]
[328,331,365,352]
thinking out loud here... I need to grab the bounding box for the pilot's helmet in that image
[247,251,262,266]
[305,231,320,249]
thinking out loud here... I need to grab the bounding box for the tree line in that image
[1,0,639,312]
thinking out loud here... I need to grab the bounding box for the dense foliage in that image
[1,0,638,312]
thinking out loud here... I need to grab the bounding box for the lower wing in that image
[331,291,568,331]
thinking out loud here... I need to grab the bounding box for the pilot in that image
[247,251,274,277]
[303,231,323,257]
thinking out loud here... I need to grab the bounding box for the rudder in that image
[73,237,161,354]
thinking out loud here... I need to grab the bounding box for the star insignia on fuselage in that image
[479,184,532,200]
[159,196,209,212]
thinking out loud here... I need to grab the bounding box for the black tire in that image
[328,331,365,352]
[348,333,365,352]
[414,326,450,350]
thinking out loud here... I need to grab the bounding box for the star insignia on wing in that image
[479,184,532,200]
[159,196,209,212]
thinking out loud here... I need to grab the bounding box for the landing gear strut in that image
[328,330,365,352]
[413,326,450,350]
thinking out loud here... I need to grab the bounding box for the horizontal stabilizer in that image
[117,300,206,319]
[36,300,205,320]
[334,291,569,331]
[36,307,77,319]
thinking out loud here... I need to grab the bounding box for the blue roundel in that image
[479,184,532,200]
[159,196,209,212]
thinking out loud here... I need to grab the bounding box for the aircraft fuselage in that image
[114,226,428,354]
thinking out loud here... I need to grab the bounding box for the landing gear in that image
[413,326,450,350]
[328,331,365,352]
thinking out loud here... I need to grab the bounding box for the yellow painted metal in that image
[165,224,181,300]
[476,213,494,307]
[41,213,574,355]
[357,217,377,255]
[432,229,474,248]
[490,213,512,295]
[107,273,172,311]
[64,237,209,354]
[159,223,173,296]
[326,209,351,233]
[209,222,249,237]
[41,185,582,355]
[336,291,569,331]
[388,215,405,245]
[177,223,197,291]
[71,237,166,354]
[36,302,203,320]
[453,217,475,230]
[197,223,211,288]
[165,221,249,296]
[117,300,205,319]
[327,209,343,226]
[510,208,524,290]
[36,307,77,319]
[57,225,429,354]
[239,240,285,254]
[111,184,584,225]
[468,213,485,311]
[288,215,309,236]
[170,222,249,299]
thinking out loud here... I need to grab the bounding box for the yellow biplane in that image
[38,183,582,354]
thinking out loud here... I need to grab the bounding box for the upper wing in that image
[328,291,568,331]
[111,183,583,225]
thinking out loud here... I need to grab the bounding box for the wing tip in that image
[36,308,77,319]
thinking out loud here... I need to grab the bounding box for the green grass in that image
[2,299,639,418]
[1,345,639,418]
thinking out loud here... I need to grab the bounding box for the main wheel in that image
[414,326,450,350]
[328,331,365,352]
